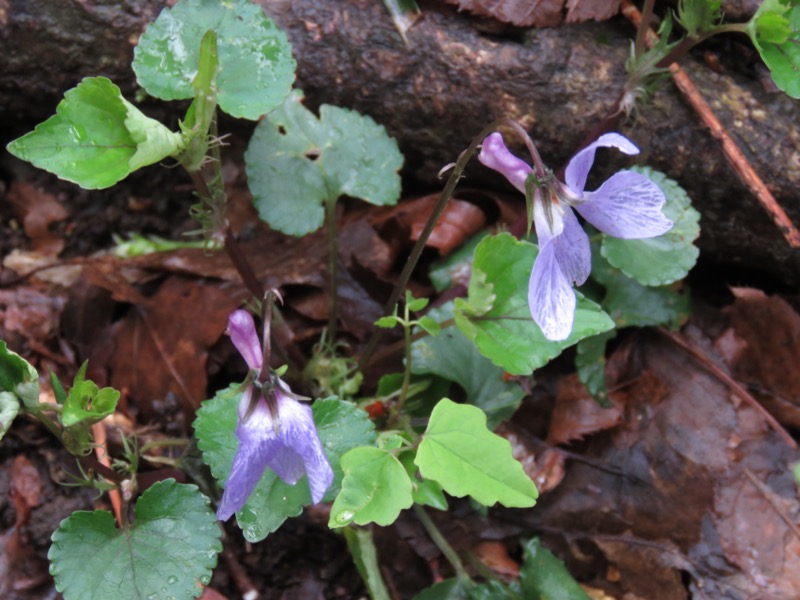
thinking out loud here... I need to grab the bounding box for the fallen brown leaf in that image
[546,374,625,445]
[6,181,68,256]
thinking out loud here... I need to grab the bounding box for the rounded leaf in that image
[48,480,221,600]
[133,0,296,119]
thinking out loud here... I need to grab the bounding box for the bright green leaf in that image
[329,446,413,527]
[194,389,373,541]
[519,538,590,600]
[61,362,120,427]
[406,293,430,312]
[6,77,183,189]
[416,316,442,337]
[133,0,296,119]
[601,167,700,286]
[749,0,800,98]
[375,316,400,329]
[412,304,524,429]
[454,234,614,375]
[246,90,403,235]
[0,340,39,409]
[49,480,221,600]
[415,399,538,507]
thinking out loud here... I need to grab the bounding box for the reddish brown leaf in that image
[442,0,564,27]
[6,181,68,256]
[497,422,565,493]
[546,374,624,445]
[471,541,520,578]
[0,287,65,345]
[565,0,622,23]
[10,455,42,526]
[371,195,486,255]
[108,276,240,420]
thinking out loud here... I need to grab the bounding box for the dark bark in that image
[2,0,799,284]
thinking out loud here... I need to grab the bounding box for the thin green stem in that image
[413,504,469,581]
[325,196,339,340]
[359,118,519,370]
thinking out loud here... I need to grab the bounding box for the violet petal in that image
[228,310,263,372]
[576,171,673,239]
[217,398,276,521]
[529,241,576,341]
[478,132,532,194]
[565,133,640,195]
[275,393,334,504]
[552,208,592,286]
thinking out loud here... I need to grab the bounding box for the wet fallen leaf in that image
[108,276,240,420]
[11,455,43,525]
[497,422,566,493]
[546,374,625,445]
[565,0,622,23]
[6,181,68,256]
[0,287,65,346]
[725,287,800,428]
[472,540,520,578]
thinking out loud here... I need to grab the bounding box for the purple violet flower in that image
[217,309,333,522]
[479,132,673,341]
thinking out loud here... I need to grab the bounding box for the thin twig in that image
[743,468,800,542]
[622,0,800,249]
[413,504,469,581]
[657,328,796,449]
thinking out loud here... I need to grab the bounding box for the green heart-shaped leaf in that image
[48,480,221,600]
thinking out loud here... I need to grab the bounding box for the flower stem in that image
[344,526,392,600]
[359,118,518,371]
[325,195,339,340]
[413,504,469,581]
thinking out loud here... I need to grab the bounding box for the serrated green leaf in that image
[48,480,221,600]
[412,304,523,429]
[591,244,692,329]
[677,0,722,36]
[6,77,183,189]
[519,538,590,600]
[601,167,700,286]
[0,340,39,409]
[133,0,296,119]
[575,331,616,407]
[415,399,538,507]
[749,0,800,98]
[194,389,373,541]
[246,90,403,235]
[454,234,614,375]
[329,446,413,527]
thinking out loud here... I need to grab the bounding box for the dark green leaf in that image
[412,304,524,429]
[575,331,616,407]
[520,538,590,600]
[49,480,221,600]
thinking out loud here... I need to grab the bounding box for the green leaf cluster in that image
[748,0,800,98]
[246,90,404,236]
[194,389,375,542]
[677,0,722,37]
[454,233,614,375]
[6,77,184,189]
[411,304,524,429]
[49,480,221,600]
